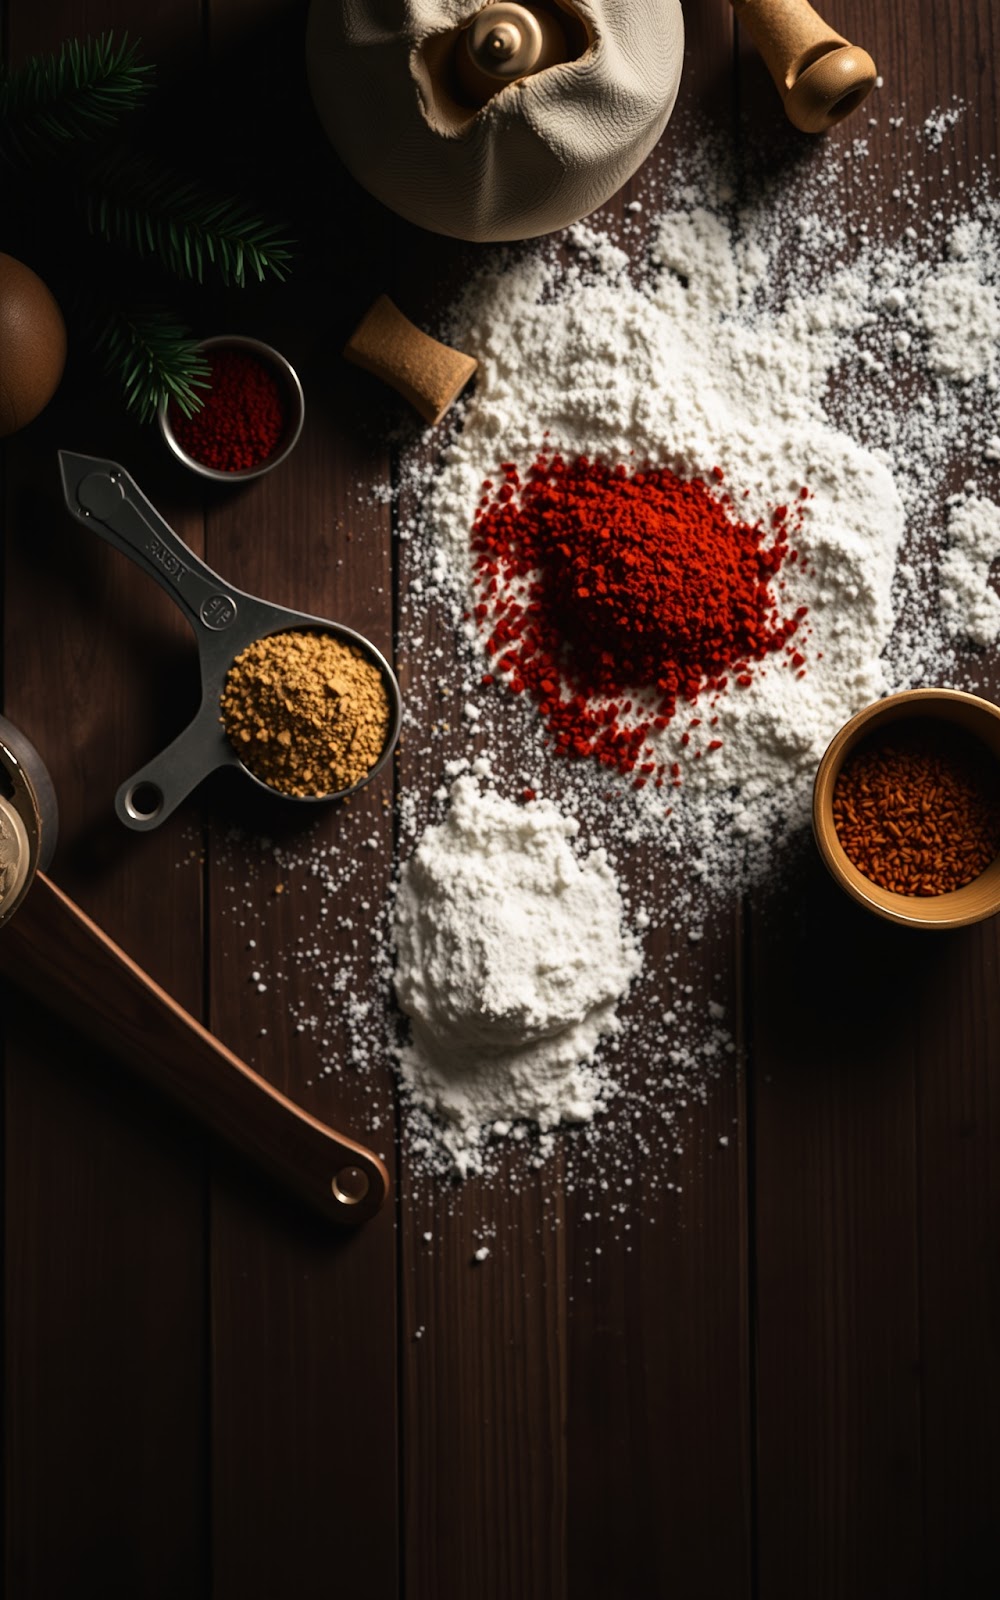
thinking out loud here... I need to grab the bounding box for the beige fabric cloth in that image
[305,1,685,242]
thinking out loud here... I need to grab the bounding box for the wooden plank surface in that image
[2,1,999,1597]
[747,5,1000,1596]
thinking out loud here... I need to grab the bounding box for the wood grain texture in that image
[2,0,999,1597]
[745,6,1000,1596]
[197,6,400,1596]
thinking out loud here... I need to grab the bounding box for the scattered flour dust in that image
[206,100,1000,1202]
[939,497,1000,647]
[391,773,641,1176]
[384,103,1000,1182]
[411,137,1000,889]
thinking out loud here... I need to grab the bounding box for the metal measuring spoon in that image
[58,451,402,832]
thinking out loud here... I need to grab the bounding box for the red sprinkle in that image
[471,453,807,780]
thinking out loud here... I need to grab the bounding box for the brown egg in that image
[0,254,67,438]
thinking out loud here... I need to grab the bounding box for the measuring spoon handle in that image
[58,451,244,637]
[115,700,237,831]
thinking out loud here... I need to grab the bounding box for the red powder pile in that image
[471,453,809,785]
[169,348,287,473]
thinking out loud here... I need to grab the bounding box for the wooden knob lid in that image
[455,3,568,106]
[0,795,32,929]
[0,714,56,930]
[784,43,878,133]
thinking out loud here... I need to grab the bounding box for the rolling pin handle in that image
[0,871,390,1227]
[731,0,878,134]
[344,295,477,426]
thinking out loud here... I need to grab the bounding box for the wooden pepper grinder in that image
[730,0,878,132]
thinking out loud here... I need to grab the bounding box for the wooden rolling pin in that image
[0,870,389,1226]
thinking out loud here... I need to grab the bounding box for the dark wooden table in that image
[3,2,999,1596]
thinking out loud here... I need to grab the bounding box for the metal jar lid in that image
[0,715,58,929]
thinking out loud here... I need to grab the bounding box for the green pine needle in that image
[92,305,211,424]
[0,32,152,168]
[80,150,295,288]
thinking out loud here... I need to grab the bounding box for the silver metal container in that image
[157,334,305,483]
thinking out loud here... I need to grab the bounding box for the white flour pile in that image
[433,217,906,878]
[391,771,640,1175]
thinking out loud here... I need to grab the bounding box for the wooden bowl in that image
[812,688,1000,929]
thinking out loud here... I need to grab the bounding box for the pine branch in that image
[79,151,295,288]
[0,33,152,169]
[90,304,212,424]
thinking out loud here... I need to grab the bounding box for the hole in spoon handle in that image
[115,714,231,831]
[116,767,194,832]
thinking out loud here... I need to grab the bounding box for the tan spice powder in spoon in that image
[220,629,390,797]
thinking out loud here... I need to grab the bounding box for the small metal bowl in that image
[158,334,305,483]
[813,688,1000,930]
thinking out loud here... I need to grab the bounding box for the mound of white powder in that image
[418,210,910,881]
[391,773,641,1176]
